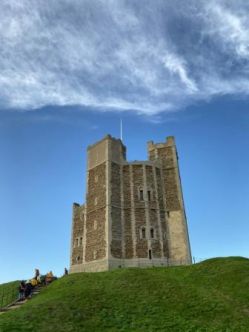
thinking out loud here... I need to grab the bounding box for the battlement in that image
[87,134,125,151]
[147,136,175,151]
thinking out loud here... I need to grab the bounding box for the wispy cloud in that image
[0,0,249,115]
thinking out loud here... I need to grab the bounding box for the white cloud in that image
[163,54,197,93]
[0,0,249,115]
[203,1,249,58]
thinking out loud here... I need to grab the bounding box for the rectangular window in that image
[139,190,144,200]
[150,228,154,239]
[147,191,151,201]
[142,227,146,239]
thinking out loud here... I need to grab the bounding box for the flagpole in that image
[120,118,123,141]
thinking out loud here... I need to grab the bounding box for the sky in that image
[0,0,249,284]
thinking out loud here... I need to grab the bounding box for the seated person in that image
[45,271,54,285]
[24,281,33,299]
[18,281,26,301]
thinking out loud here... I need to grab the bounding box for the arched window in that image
[150,228,154,239]
[80,237,83,246]
[76,255,80,263]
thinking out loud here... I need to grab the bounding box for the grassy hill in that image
[0,257,249,331]
[0,281,19,309]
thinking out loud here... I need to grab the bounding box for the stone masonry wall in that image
[71,204,84,265]
[159,147,181,211]
[70,135,191,273]
[85,208,106,262]
[155,167,168,257]
[85,162,106,262]
[122,165,133,258]
[132,165,148,258]
[111,162,122,258]
[87,162,106,212]
[148,140,191,264]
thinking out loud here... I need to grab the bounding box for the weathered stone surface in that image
[111,207,122,258]
[87,162,106,212]
[70,135,192,273]
[124,208,133,258]
[85,208,106,262]
[71,204,84,265]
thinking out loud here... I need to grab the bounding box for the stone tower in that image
[70,135,191,273]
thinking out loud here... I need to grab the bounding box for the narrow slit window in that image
[80,237,83,246]
[75,238,79,247]
[139,190,144,200]
[149,250,152,260]
[150,228,154,239]
[142,227,146,239]
[147,191,151,201]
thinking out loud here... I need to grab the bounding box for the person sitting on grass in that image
[45,271,54,285]
[30,278,38,287]
[24,280,33,299]
[18,281,26,301]
[34,268,41,283]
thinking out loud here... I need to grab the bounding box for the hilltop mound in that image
[0,257,249,331]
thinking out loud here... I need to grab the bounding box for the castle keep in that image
[70,135,192,273]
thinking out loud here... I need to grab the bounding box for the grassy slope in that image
[0,257,249,332]
[0,281,19,309]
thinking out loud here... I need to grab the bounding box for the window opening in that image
[139,190,144,200]
[150,228,154,239]
[80,237,83,246]
[147,190,151,201]
[149,250,152,260]
[75,238,79,247]
[141,227,146,239]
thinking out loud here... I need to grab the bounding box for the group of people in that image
[18,268,63,301]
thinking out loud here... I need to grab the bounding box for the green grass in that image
[0,257,249,331]
[0,281,19,310]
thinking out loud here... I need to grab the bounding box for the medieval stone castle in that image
[70,135,191,273]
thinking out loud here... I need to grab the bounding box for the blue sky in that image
[0,0,249,283]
